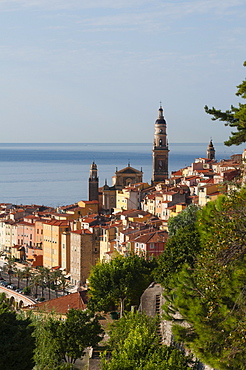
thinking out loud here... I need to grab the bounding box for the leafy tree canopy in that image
[205,61,246,146]
[33,309,103,369]
[164,188,246,369]
[34,309,103,370]
[0,297,35,370]
[88,254,156,316]
[167,204,200,237]
[101,311,196,370]
[154,204,201,287]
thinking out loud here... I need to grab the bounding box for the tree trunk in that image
[120,297,126,318]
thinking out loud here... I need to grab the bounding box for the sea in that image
[0,143,244,208]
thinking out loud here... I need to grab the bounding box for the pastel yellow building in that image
[198,183,226,207]
[61,231,71,273]
[100,224,117,261]
[43,220,69,268]
[77,200,99,216]
[115,183,150,212]
[169,203,187,218]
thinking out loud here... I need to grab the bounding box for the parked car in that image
[7,284,17,290]
[35,297,45,302]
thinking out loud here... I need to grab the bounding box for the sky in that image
[0,0,245,144]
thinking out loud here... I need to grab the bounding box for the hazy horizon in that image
[0,1,245,144]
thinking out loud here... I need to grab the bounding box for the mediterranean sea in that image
[0,143,244,207]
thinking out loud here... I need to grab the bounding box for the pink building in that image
[132,230,168,257]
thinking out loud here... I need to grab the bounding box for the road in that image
[0,259,63,302]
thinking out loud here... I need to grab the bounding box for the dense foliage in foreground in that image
[0,293,35,370]
[101,312,196,370]
[159,188,246,369]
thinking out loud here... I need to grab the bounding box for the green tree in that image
[3,256,16,284]
[167,204,200,237]
[102,311,195,370]
[14,267,24,289]
[23,266,33,288]
[0,297,35,370]
[51,269,62,298]
[30,272,40,298]
[164,189,246,369]
[36,266,47,298]
[154,204,201,287]
[154,224,200,288]
[88,254,155,317]
[33,309,103,369]
[205,61,246,146]
[59,274,70,296]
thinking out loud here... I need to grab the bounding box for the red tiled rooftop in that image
[30,291,87,314]
[71,229,92,235]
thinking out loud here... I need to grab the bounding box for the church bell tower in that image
[152,104,169,184]
[207,139,215,160]
[88,162,99,201]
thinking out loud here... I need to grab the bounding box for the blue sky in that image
[0,0,245,144]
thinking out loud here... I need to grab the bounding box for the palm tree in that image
[30,273,40,298]
[59,275,70,296]
[36,267,46,298]
[51,269,63,298]
[3,256,16,284]
[22,266,32,288]
[37,267,52,300]
[44,268,52,300]
[14,268,24,289]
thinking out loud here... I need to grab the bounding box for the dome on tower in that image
[155,105,166,125]
[90,162,97,170]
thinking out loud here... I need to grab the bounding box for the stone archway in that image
[19,300,24,309]
[9,296,15,309]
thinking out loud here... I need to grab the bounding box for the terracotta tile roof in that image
[133,231,168,244]
[184,176,200,180]
[82,200,99,204]
[200,178,215,184]
[45,220,69,227]
[119,209,151,217]
[171,170,183,176]
[24,215,39,220]
[30,291,87,314]
[145,194,156,200]
[207,191,221,196]
[82,218,96,224]
[17,221,35,227]
[71,229,92,235]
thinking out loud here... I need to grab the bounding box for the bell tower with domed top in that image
[152,104,169,184]
[88,162,99,201]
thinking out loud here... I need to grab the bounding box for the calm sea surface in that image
[0,143,244,207]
